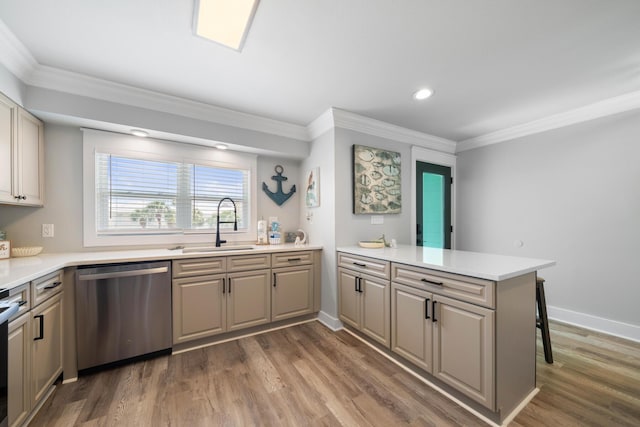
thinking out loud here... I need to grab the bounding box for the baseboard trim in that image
[316,310,343,331]
[547,305,640,343]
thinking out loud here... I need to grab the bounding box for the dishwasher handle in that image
[77,266,169,281]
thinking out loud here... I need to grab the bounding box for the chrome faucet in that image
[215,197,238,247]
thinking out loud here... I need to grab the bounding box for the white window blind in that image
[95,153,250,235]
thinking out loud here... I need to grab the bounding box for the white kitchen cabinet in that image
[391,282,494,408]
[391,282,433,372]
[0,92,17,203]
[432,294,494,409]
[226,269,271,331]
[8,313,30,427]
[30,292,63,406]
[5,270,63,426]
[338,262,390,348]
[173,251,319,347]
[172,274,226,344]
[0,91,44,206]
[271,252,314,322]
[172,255,272,344]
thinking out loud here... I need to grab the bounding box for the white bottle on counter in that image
[257,219,268,244]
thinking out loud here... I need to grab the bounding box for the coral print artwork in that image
[352,144,401,214]
[305,167,319,208]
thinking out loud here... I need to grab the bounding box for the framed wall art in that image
[352,144,401,214]
[305,167,320,207]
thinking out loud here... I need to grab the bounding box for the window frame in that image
[83,129,257,248]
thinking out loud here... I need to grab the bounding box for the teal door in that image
[416,161,452,248]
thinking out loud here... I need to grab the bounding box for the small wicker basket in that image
[11,246,43,257]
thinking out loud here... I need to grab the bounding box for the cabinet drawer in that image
[173,257,226,278]
[227,254,271,272]
[1,283,30,319]
[392,263,495,309]
[338,252,390,279]
[31,270,63,307]
[271,251,312,268]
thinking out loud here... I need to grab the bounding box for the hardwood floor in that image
[29,320,640,427]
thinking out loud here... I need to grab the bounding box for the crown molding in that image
[0,19,37,80]
[27,65,310,141]
[0,19,308,142]
[457,90,640,152]
[330,108,457,154]
[307,108,335,140]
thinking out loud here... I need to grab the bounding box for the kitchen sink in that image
[181,245,255,253]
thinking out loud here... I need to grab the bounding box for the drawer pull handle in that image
[18,300,28,307]
[44,281,62,290]
[353,262,367,268]
[287,257,302,262]
[421,278,443,286]
[34,314,45,341]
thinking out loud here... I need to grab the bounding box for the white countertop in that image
[337,245,555,281]
[0,244,322,291]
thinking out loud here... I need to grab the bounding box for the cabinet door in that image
[272,265,313,322]
[432,294,495,410]
[31,293,63,406]
[8,313,30,427]
[172,274,226,344]
[0,93,16,203]
[16,108,44,206]
[391,283,433,372]
[338,268,360,329]
[361,275,390,347]
[226,269,270,331]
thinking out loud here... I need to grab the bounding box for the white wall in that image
[0,63,25,105]
[299,130,337,325]
[456,109,640,340]
[0,124,302,251]
[257,157,301,233]
[334,128,412,246]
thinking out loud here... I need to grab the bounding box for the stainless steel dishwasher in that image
[75,261,172,371]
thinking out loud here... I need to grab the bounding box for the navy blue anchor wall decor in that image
[262,165,296,206]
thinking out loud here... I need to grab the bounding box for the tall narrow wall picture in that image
[352,144,401,214]
[305,167,320,207]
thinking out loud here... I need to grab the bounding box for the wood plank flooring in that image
[29,320,640,426]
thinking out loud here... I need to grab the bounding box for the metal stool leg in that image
[536,279,553,364]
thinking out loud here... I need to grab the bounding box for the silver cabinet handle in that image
[78,266,169,281]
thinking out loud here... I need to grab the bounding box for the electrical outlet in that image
[42,224,54,238]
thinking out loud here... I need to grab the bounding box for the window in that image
[83,129,256,247]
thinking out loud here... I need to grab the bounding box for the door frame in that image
[410,146,456,249]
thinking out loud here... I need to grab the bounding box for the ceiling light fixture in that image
[194,0,260,51]
[215,143,228,150]
[413,88,434,101]
[131,129,149,137]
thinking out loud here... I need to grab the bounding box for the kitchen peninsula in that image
[337,245,555,424]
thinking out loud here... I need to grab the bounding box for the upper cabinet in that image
[0,92,44,206]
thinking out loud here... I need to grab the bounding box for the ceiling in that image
[1,0,640,144]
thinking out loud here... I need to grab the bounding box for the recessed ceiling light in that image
[194,0,260,51]
[131,129,149,137]
[413,88,434,101]
[215,143,229,150]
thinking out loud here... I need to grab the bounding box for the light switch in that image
[42,224,54,238]
[371,215,384,225]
